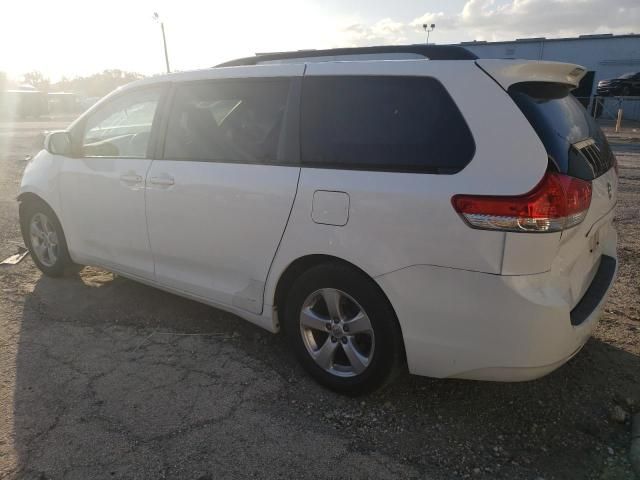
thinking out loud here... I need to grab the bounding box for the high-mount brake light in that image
[451,172,592,233]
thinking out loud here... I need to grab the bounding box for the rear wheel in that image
[282,263,404,395]
[22,202,75,277]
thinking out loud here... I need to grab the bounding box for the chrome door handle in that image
[149,176,175,186]
[120,174,143,184]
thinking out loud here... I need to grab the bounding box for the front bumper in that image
[597,86,623,96]
[376,253,618,382]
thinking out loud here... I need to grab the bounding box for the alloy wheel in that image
[299,288,375,378]
[29,212,59,267]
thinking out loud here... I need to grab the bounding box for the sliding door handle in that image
[149,175,175,186]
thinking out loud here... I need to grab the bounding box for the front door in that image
[59,86,166,279]
[145,68,302,313]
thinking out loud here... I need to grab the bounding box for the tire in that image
[21,201,75,277]
[282,263,405,395]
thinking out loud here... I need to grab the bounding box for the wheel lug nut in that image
[341,337,348,344]
[343,325,349,333]
[331,336,337,343]
[333,318,340,324]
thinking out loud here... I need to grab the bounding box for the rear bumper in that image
[376,253,617,382]
[570,255,616,326]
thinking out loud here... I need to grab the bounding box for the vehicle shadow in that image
[11,266,640,479]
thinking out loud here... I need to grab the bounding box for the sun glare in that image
[0,0,349,81]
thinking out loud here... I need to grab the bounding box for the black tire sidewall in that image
[22,202,72,277]
[283,263,404,395]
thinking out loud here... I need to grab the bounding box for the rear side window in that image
[301,76,475,173]
[164,79,290,163]
[509,82,613,179]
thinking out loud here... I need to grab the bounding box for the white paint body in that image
[19,58,618,381]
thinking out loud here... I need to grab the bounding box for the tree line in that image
[1,69,145,98]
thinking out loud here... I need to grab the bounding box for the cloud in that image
[338,0,640,45]
[411,12,454,31]
[453,0,640,40]
[339,18,411,46]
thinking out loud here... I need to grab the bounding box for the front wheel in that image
[282,263,405,395]
[22,202,75,277]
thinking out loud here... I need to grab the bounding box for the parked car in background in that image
[596,72,640,96]
[18,45,618,394]
[0,89,48,119]
[47,92,81,115]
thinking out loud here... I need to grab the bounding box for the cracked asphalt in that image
[1,118,639,480]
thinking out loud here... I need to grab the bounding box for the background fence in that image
[576,96,640,126]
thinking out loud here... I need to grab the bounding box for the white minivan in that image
[19,45,618,394]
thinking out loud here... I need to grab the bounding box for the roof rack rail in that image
[215,44,478,67]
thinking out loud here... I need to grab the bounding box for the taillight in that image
[452,172,592,233]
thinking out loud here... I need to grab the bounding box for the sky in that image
[1,0,638,81]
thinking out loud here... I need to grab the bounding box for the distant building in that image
[453,34,640,99]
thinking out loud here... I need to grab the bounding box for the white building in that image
[454,34,640,99]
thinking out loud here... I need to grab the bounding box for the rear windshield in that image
[509,82,613,180]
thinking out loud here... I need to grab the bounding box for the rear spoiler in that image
[476,59,587,90]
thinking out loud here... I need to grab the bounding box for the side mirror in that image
[44,131,72,156]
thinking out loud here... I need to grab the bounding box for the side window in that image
[301,76,475,173]
[164,79,290,163]
[80,88,162,158]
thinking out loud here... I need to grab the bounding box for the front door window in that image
[81,88,162,158]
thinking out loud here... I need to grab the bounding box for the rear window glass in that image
[509,83,613,179]
[301,76,475,173]
[164,79,290,163]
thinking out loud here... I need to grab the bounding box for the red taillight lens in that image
[452,172,592,233]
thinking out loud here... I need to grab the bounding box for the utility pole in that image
[153,12,171,73]
[423,23,436,44]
